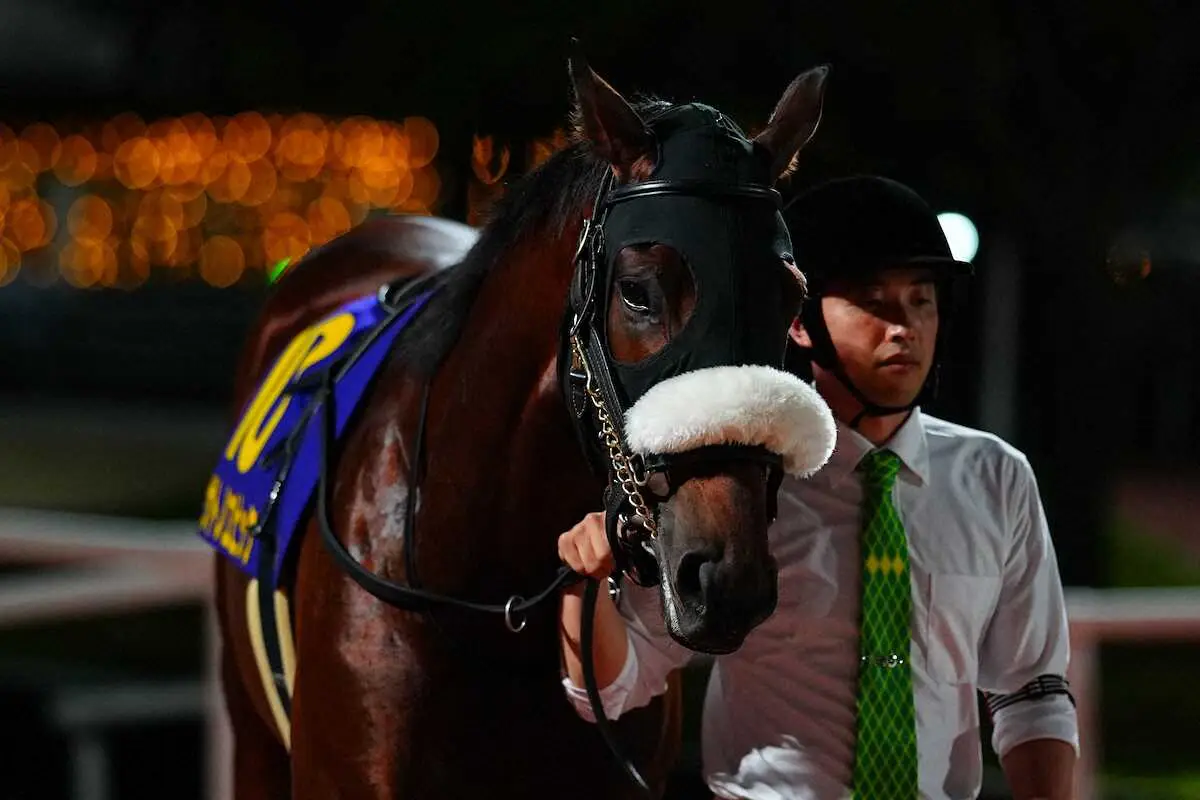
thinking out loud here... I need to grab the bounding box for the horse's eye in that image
[619,279,655,314]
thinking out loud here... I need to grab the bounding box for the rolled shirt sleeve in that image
[562,583,693,722]
[977,454,1079,758]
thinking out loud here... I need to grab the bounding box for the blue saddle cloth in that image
[197,285,436,587]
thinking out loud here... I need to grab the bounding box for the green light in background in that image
[268,257,291,284]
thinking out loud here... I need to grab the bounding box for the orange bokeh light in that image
[0,140,40,191]
[158,119,204,186]
[308,196,352,245]
[114,137,161,189]
[379,123,410,167]
[137,190,185,242]
[332,117,384,170]
[277,112,329,174]
[173,188,208,228]
[263,211,311,265]
[356,155,412,207]
[197,150,229,187]
[54,135,99,186]
[207,158,252,204]
[20,123,61,172]
[67,195,114,243]
[8,198,54,251]
[60,238,118,288]
[239,159,278,207]
[182,113,219,159]
[224,112,273,163]
[199,235,246,287]
[405,117,439,168]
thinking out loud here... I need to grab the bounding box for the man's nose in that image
[887,320,916,342]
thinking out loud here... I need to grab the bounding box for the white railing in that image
[1,507,1197,800]
[0,508,228,800]
[1064,587,1200,800]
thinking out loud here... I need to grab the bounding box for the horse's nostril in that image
[675,546,723,601]
[675,550,706,597]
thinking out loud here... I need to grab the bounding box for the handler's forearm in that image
[1001,738,1076,800]
[560,583,630,691]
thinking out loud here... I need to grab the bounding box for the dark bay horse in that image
[210,47,835,798]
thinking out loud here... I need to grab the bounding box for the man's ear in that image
[783,319,815,381]
[789,317,812,348]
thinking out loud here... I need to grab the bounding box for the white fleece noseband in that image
[623,365,836,477]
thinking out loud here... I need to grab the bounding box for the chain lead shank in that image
[570,335,657,538]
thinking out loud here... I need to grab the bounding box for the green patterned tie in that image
[851,449,918,799]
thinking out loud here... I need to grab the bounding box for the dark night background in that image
[0,1,1197,797]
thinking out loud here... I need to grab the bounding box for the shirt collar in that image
[821,407,931,489]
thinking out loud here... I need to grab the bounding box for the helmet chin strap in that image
[797,307,928,431]
[833,367,918,429]
[816,354,918,430]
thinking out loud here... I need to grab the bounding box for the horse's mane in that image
[396,96,674,375]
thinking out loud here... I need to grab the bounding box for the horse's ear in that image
[754,64,831,183]
[567,38,653,180]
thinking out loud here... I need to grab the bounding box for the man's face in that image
[793,266,940,411]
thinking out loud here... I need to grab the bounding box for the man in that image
[557,175,1079,799]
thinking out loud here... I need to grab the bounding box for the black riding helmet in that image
[782,175,974,427]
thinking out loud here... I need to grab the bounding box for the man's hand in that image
[558,511,614,587]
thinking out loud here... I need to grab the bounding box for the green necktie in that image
[851,449,919,799]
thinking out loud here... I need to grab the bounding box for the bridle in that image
[307,159,791,798]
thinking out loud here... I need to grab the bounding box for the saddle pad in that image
[197,286,436,586]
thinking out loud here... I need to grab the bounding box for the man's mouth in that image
[879,354,920,367]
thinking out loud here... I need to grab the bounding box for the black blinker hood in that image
[595,104,794,409]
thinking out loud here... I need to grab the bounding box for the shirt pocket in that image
[922,573,1001,685]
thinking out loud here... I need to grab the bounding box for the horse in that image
[205,44,836,799]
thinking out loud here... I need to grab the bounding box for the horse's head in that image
[561,44,837,655]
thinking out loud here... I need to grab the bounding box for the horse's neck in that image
[418,226,601,590]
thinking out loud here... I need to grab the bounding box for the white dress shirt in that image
[562,408,1079,799]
